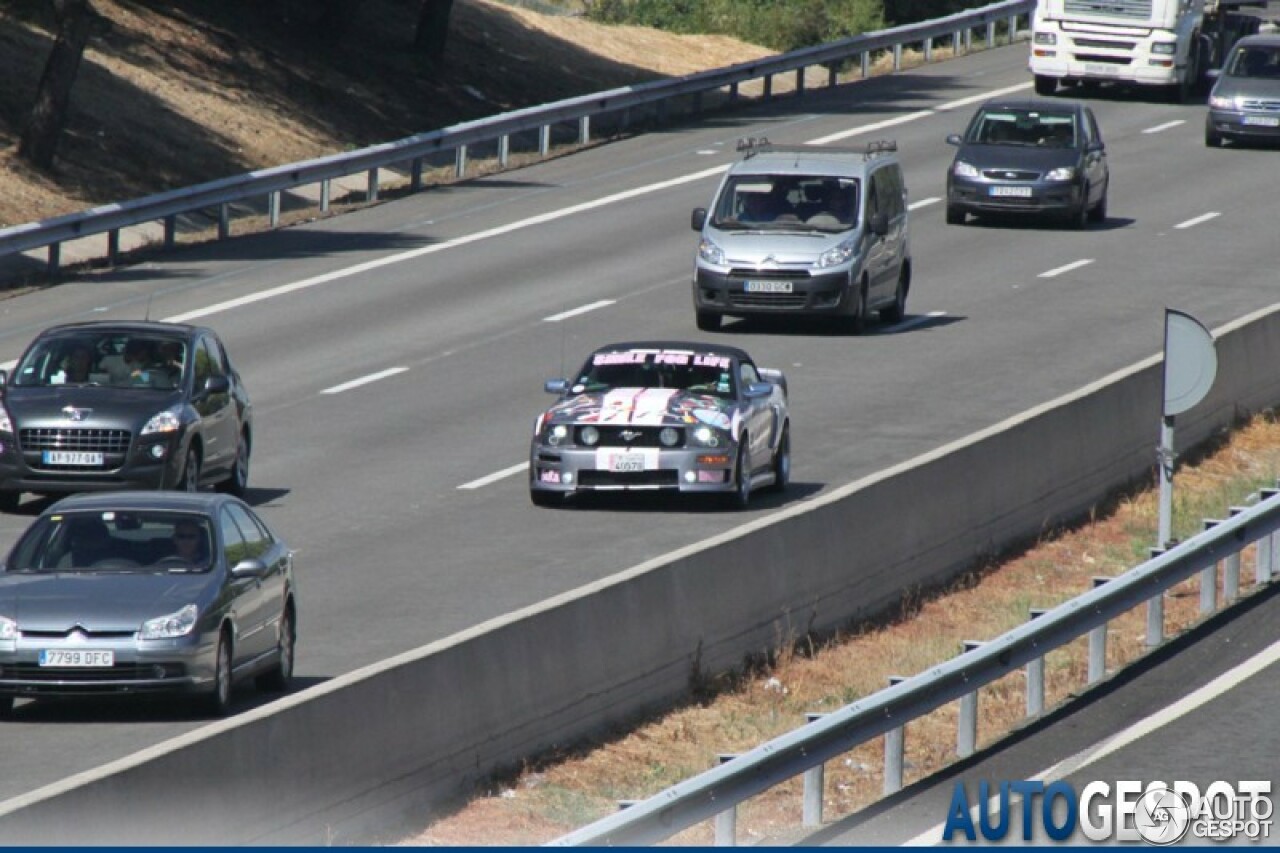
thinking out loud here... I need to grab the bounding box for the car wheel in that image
[1068,190,1089,230]
[843,278,868,335]
[530,489,561,508]
[695,310,721,332]
[1034,75,1056,97]
[1205,126,1224,148]
[256,606,295,693]
[217,433,250,497]
[945,205,966,226]
[726,440,752,510]
[202,630,233,717]
[769,425,790,494]
[1088,183,1108,224]
[880,264,909,324]
[0,491,19,513]
[178,447,201,493]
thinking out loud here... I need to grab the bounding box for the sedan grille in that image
[1241,99,1280,113]
[578,470,680,488]
[0,663,187,683]
[19,428,131,454]
[982,170,1041,181]
[726,267,809,279]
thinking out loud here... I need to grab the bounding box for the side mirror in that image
[1087,140,1106,154]
[202,375,230,396]
[1206,68,1221,80]
[946,133,963,146]
[691,208,708,231]
[744,382,773,399]
[231,557,267,579]
[544,379,569,395]
[868,213,889,236]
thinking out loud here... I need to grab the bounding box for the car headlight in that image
[1150,42,1176,55]
[545,424,569,447]
[816,238,858,270]
[691,425,724,447]
[953,160,979,179]
[138,604,197,640]
[0,615,16,641]
[0,402,11,434]
[1045,166,1076,181]
[579,425,600,447]
[659,427,681,447]
[1208,93,1238,109]
[141,407,181,435]
[1033,31,1056,45]
[698,238,725,266]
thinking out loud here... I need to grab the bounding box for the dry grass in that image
[405,413,1280,846]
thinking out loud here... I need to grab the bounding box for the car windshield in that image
[966,109,1078,148]
[573,349,736,398]
[5,510,215,573]
[712,175,858,232]
[12,332,187,390]
[1226,45,1280,78]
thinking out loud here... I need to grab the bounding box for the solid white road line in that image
[320,366,408,395]
[904,637,1280,846]
[1039,259,1095,279]
[909,197,942,211]
[458,462,529,490]
[543,300,616,322]
[1143,120,1186,134]
[808,82,1033,145]
[1175,212,1221,230]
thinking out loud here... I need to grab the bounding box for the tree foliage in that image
[882,0,993,26]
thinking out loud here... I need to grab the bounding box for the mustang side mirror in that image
[544,379,569,395]
[744,382,773,399]
[691,208,707,231]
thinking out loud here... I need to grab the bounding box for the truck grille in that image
[1064,0,1151,20]
[1071,37,1136,49]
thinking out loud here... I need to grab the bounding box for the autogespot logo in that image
[943,779,1273,844]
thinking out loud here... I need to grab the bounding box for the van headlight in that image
[816,238,857,269]
[1045,166,1076,182]
[698,238,725,266]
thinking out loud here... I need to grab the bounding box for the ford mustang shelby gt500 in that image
[529,341,790,508]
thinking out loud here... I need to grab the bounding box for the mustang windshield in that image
[6,511,214,573]
[12,332,188,390]
[575,349,736,397]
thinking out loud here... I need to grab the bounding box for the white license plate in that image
[42,450,104,466]
[1243,115,1280,127]
[1083,63,1119,75]
[608,453,646,473]
[745,280,793,293]
[990,186,1033,198]
[39,649,114,668]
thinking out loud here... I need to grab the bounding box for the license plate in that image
[39,649,114,668]
[990,186,1033,198]
[1083,63,1119,75]
[608,453,646,473]
[1243,116,1280,127]
[745,280,793,293]
[42,450,104,466]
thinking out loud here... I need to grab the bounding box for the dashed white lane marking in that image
[1143,119,1186,134]
[1175,212,1221,230]
[909,197,941,211]
[1039,259,1095,279]
[320,366,408,395]
[458,462,529,490]
[543,300,616,322]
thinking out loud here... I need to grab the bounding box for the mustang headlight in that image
[698,238,725,266]
[952,160,979,179]
[0,615,16,641]
[138,604,197,640]
[141,407,181,435]
[691,425,724,448]
[545,424,570,447]
[0,401,12,434]
[659,427,681,447]
[579,426,600,447]
[816,238,858,270]
[1208,93,1238,109]
[1045,166,1076,181]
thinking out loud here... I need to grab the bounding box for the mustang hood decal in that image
[547,388,734,430]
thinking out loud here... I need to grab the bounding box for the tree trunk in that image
[18,0,96,171]
[413,0,456,63]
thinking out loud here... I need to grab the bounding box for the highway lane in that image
[3,34,1280,804]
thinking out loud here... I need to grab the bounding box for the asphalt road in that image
[3,34,1280,803]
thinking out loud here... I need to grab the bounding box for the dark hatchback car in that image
[0,491,296,717]
[946,99,1109,228]
[1206,34,1280,147]
[0,321,252,510]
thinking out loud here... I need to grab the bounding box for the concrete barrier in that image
[2,305,1278,844]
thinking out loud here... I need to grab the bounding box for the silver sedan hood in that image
[0,572,212,632]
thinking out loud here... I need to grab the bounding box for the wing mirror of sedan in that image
[691,208,708,231]
[1087,141,1106,154]
[1206,68,1221,81]
[230,557,268,579]
[946,133,963,146]
[868,213,889,236]
[196,375,231,399]
[544,379,569,395]
[0,368,7,387]
[744,382,773,399]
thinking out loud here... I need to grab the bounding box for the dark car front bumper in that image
[1207,109,1280,141]
[948,176,1084,217]
[0,430,185,495]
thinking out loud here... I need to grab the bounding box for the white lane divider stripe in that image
[543,300,616,322]
[1175,212,1221,230]
[1143,119,1185,134]
[908,197,941,211]
[808,82,1033,145]
[1039,259,1095,279]
[320,366,408,395]
[458,462,528,490]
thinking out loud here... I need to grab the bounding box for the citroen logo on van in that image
[61,406,91,422]
[760,255,777,268]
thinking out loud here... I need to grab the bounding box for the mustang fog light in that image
[579,426,600,446]
[683,471,697,484]
[698,470,728,483]
[563,472,574,484]
[659,427,680,447]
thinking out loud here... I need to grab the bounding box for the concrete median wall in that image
[3,306,1279,844]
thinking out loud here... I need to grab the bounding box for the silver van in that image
[690,139,911,333]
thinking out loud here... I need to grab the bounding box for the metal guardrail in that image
[0,0,1035,277]
[549,487,1280,845]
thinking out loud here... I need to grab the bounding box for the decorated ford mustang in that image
[529,341,790,508]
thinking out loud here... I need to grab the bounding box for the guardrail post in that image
[884,675,906,794]
[860,51,870,79]
[953,30,962,55]
[366,168,379,202]
[1263,485,1280,583]
[763,74,773,99]
[164,215,177,249]
[539,125,551,156]
[320,179,331,213]
[107,230,120,266]
[498,135,510,169]
[1225,506,1246,601]
[1202,519,1223,614]
[455,145,468,179]
[1008,14,1019,44]
[218,203,230,240]
[578,116,590,146]
[827,63,838,86]
[1088,577,1110,684]
[1147,547,1166,648]
[1026,609,1047,717]
[795,68,805,97]
[957,641,982,758]
[924,37,933,63]
[730,81,739,102]
[410,157,424,192]
[893,44,902,71]
[986,21,997,47]
[715,754,739,846]
[46,243,60,279]
[803,712,826,826]
[268,191,281,229]
[965,27,973,53]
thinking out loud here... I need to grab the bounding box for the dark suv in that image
[0,321,252,510]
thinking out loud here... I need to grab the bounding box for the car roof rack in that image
[736,137,897,161]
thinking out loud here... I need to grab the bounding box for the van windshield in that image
[711,175,858,233]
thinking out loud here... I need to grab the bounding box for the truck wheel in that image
[1034,75,1056,97]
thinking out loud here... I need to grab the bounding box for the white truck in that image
[1028,0,1265,102]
